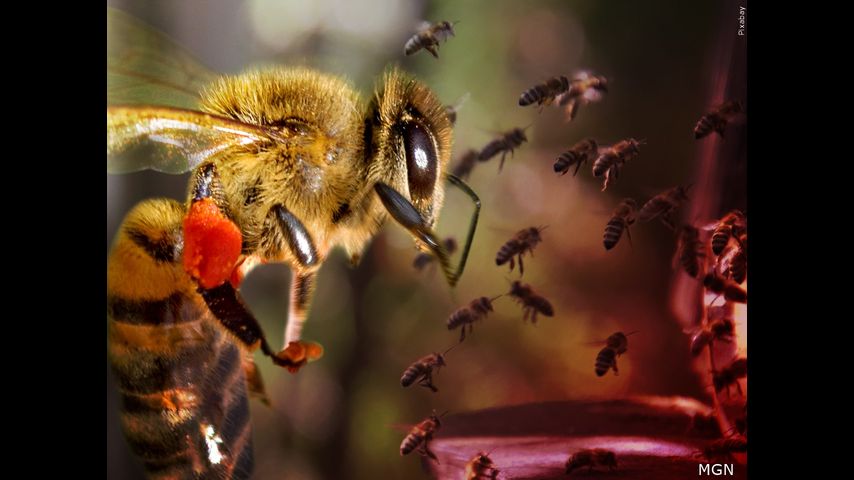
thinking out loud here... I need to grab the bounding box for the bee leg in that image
[421,444,439,463]
[625,223,634,248]
[460,326,466,342]
[613,358,620,376]
[426,44,439,58]
[509,256,515,272]
[241,355,271,406]
[518,254,524,276]
[498,152,508,172]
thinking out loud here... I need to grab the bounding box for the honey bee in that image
[478,127,529,172]
[404,20,457,58]
[703,273,747,303]
[554,138,598,176]
[694,100,744,139]
[518,75,570,108]
[592,138,642,191]
[414,237,458,271]
[674,225,706,278]
[696,436,747,462]
[565,448,618,475]
[718,243,747,284]
[556,71,608,121]
[495,226,545,275]
[638,185,691,230]
[594,331,637,376]
[451,149,481,180]
[710,210,747,255]
[107,9,481,478]
[689,312,736,357]
[400,411,444,462]
[465,451,500,479]
[446,295,501,342]
[400,344,457,393]
[445,92,470,125]
[712,357,748,396]
[508,281,554,323]
[603,198,637,250]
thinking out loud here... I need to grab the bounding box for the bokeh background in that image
[107,1,745,478]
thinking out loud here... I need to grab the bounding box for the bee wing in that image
[581,88,604,103]
[107,105,274,174]
[108,7,217,109]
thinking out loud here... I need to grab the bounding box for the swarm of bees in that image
[565,448,618,475]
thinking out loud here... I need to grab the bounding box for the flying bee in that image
[107,9,481,478]
[508,281,554,323]
[712,357,748,396]
[703,273,748,303]
[592,138,642,191]
[565,448,618,475]
[696,436,747,463]
[400,411,445,462]
[451,149,480,180]
[404,20,457,58]
[674,225,706,278]
[495,226,545,275]
[445,92,470,125]
[400,344,457,393]
[593,331,637,376]
[478,127,529,172]
[518,75,570,108]
[554,138,598,176]
[556,71,609,122]
[447,295,501,342]
[694,100,744,139]
[603,198,637,250]
[638,185,692,230]
[414,237,458,271]
[465,451,500,480]
[710,210,747,255]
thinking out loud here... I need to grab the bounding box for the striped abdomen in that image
[108,199,253,480]
[595,347,617,376]
[400,362,428,387]
[519,76,569,107]
[520,295,554,323]
[404,33,429,56]
[400,428,426,455]
[447,307,476,331]
[711,224,732,255]
[592,152,616,177]
[554,151,586,176]
[495,239,521,267]
[694,113,724,139]
[603,217,627,250]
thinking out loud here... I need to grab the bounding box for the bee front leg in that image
[518,254,524,276]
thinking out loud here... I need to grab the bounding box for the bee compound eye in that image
[403,122,438,200]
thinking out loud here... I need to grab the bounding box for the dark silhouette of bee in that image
[689,316,736,357]
[712,357,747,396]
[565,448,617,475]
[495,226,545,275]
[400,411,444,461]
[710,210,747,255]
[508,281,554,323]
[557,71,609,122]
[694,100,744,139]
[404,21,457,58]
[674,225,705,278]
[554,138,598,176]
[414,237,458,271]
[594,331,637,376]
[592,138,641,191]
[465,451,500,480]
[703,273,747,303]
[447,295,501,342]
[688,412,722,436]
[603,198,637,250]
[697,436,747,462]
[518,75,570,108]
[451,149,480,180]
[638,185,691,230]
[445,93,470,125]
[400,344,457,393]
[478,128,528,171]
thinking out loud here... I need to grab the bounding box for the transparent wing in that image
[108,7,217,108]
[107,106,273,174]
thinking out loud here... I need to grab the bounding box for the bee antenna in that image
[489,293,505,302]
[625,330,640,336]
[442,342,460,356]
[439,410,450,417]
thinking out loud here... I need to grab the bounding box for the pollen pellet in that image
[182,198,242,289]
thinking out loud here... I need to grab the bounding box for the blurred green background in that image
[107,0,731,478]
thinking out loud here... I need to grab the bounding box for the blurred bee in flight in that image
[674,225,706,278]
[465,451,500,480]
[400,344,457,393]
[414,237,458,272]
[556,71,609,122]
[451,149,480,180]
[593,331,637,377]
[554,138,598,177]
[478,127,529,172]
[603,198,637,250]
[565,448,618,475]
[638,185,692,230]
[445,92,470,126]
[592,138,642,191]
[106,8,481,479]
[400,411,445,462]
[712,357,747,396]
[404,20,458,58]
[508,281,554,324]
[518,75,570,109]
[495,226,545,275]
[694,100,744,139]
[446,295,502,342]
